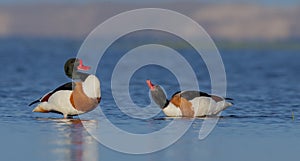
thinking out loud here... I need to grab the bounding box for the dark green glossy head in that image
[64,58,91,80]
[64,58,78,79]
[147,80,169,109]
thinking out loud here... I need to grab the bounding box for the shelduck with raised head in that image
[29,58,101,118]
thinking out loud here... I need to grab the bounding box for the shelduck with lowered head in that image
[146,80,232,117]
[29,58,101,118]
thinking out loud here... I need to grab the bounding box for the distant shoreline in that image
[0,2,299,41]
[0,35,299,51]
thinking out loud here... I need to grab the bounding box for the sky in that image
[0,0,299,6]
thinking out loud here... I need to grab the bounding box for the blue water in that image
[0,37,300,161]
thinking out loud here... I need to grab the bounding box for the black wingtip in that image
[28,100,40,106]
[225,97,234,100]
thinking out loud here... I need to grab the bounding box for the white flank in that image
[190,97,232,117]
[33,90,83,116]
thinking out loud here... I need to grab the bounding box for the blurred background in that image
[1,1,300,161]
[0,0,300,42]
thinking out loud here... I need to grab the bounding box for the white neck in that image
[82,75,101,98]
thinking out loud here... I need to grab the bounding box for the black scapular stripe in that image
[28,82,75,106]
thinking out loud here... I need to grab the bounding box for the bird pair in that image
[29,58,232,118]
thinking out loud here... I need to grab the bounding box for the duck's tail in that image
[225,97,234,105]
[28,99,40,106]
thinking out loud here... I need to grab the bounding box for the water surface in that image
[0,38,299,161]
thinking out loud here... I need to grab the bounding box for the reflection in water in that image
[41,118,99,161]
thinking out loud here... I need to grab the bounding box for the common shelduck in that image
[146,80,232,117]
[29,58,101,118]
